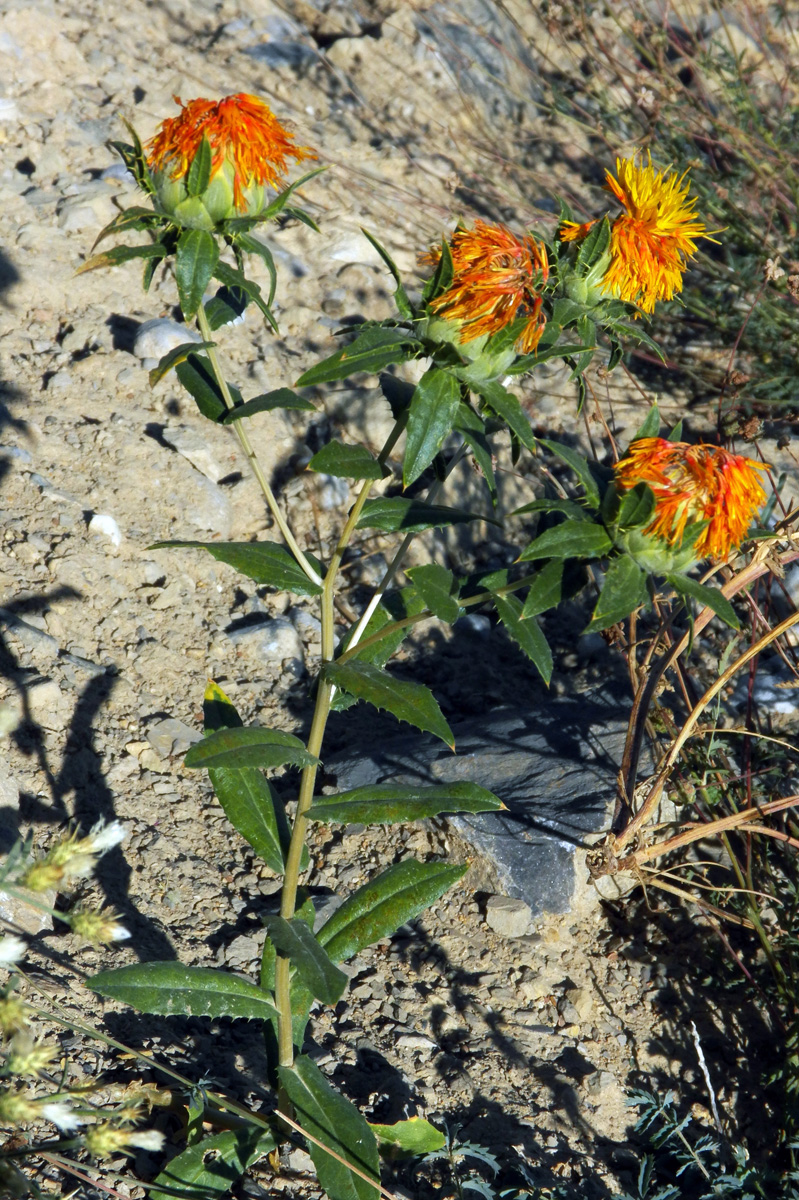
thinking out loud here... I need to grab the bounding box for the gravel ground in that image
[0,1,796,1196]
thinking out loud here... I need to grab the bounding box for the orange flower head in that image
[614,436,768,560]
[559,155,717,313]
[145,93,313,228]
[425,220,549,354]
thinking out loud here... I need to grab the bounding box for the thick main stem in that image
[195,305,322,587]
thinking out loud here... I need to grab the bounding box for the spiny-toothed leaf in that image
[317,859,468,963]
[296,326,420,387]
[617,482,656,530]
[667,573,740,630]
[511,497,591,521]
[576,215,611,272]
[454,402,496,502]
[75,242,167,275]
[90,206,166,251]
[506,341,597,375]
[148,341,214,387]
[342,586,426,667]
[325,660,454,747]
[361,227,413,318]
[221,389,316,422]
[632,403,661,441]
[308,441,385,480]
[539,439,601,507]
[585,556,648,633]
[518,519,612,561]
[260,898,315,1052]
[258,167,326,222]
[88,962,278,1020]
[262,916,347,1005]
[406,563,461,622]
[308,781,502,826]
[357,496,494,533]
[493,593,552,684]
[176,229,219,319]
[184,726,316,771]
[403,367,461,487]
[150,540,323,596]
[422,236,454,302]
[521,558,564,619]
[150,1128,277,1200]
[473,379,536,451]
[278,1056,380,1200]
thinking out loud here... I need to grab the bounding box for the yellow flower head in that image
[614,437,768,560]
[560,154,716,313]
[425,220,549,353]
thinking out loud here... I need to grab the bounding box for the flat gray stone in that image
[325,693,632,915]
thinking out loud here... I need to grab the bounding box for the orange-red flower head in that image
[560,154,717,313]
[425,220,549,354]
[614,437,768,560]
[145,93,313,228]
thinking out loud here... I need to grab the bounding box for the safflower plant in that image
[63,92,777,1199]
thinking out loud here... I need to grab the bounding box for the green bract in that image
[150,159,268,231]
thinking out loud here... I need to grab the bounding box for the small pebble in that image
[133,318,201,362]
[88,513,122,547]
[485,894,533,939]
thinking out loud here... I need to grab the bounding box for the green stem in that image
[195,305,322,587]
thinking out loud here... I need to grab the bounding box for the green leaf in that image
[184,726,317,771]
[403,368,461,487]
[473,380,536,451]
[454,403,496,502]
[493,593,552,684]
[518,519,612,561]
[257,167,326,224]
[203,285,248,331]
[176,229,219,319]
[260,899,315,1052]
[667,574,740,630]
[616,482,656,530]
[506,341,597,375]
[148,341,215,388]
[151,540,323,597]
[632,403,661,441]
[370,1118,445,1155]
[406,563,461,622]
[422,237,454,302]
[343,587,427,668]
[308,441,385,480]
[186,135,212,196]
[262,916,347,1005]
[521,558,564,619]
[236,232,277,306]
[221,388,316,422]
[296,326,420,387]
[91,205,167,250]
[75,241,167,275]
[278,1056,380,1200]
[174,353,243,423]
[379,373,416,418]
[324,660,453,747]
[308,781,502,826]
[318,859,468,963]
[511,497,590,521]
[586,556,648,632]
[203,681,292,875]
[150,1128,276,1200]
[361,228,413,319]
[357,497,493,534]
[576,214,611,273]
[88,962,278,1020]
[540,440,601,507]
[213,259,277,331]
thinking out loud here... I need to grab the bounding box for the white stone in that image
[133,318,201,362]
[162,425,227,483]
[485,894,533,939]
[88,513,122,548]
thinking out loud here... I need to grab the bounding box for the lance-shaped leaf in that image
[473,379,536,451]
[342,587,426,668]
[203,681,292,875]
[521,558,564,620]
[213,259,276,330]
[203,285,248,330]
[616,481,656,530]
[519,519,612,562]
[88,962,278,1021]
[278,1056,380,1200]
[262,916,347,1005]
[296,326,421,387]
[91,206,167,251]
[403,368,461,487]
[148,341,214,388]
[174,353,243,423]
[506,340,597,375]
[318,859,468,963]
[454,403,496,502]
[667,573,740,630]
[221,388,316,422]
[308,441,386,480]
[235,232,277,306]
[176,228,219,319]
[370,1118,445,1154]
[357,497,492,533]
[150,1128,276,1200]
[586,555,649,632]
[75,241,167,275]
[421,236,454,302]
[539,439,602,507]
[493,593,552,684]
[324,660,454,747]
[632,403,661,441]
[406,563,461,623]
[511,497,590,522]
[260,898,316,1052]
[308,781,502,826]
[184,726,316,771]
[151,539,323,597]
[361,227,413,318]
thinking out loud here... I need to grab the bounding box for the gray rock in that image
[147,717,202,759]
[0,444,32,464]
[0,760,21,854]
[162,424,228,483]
[325,694,634,915]
[227,616,303,663]
[485,894,532,938]
[133,318,201,362]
